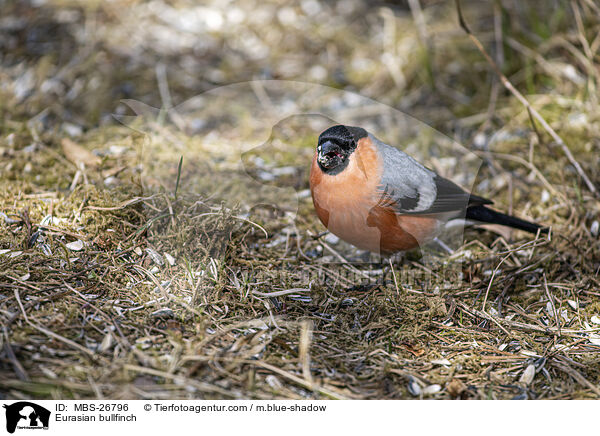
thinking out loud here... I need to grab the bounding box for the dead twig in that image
[543,273,561,337]
[455,0,598,198]
[456,301,589,338]
[551,359,600,397]
[248,359,348,400]
[2,327,29,381]
[13,289,100,361]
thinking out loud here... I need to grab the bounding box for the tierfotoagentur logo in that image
[2,402,50,434]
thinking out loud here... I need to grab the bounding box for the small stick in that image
[252,288,310,297]
[299,320,314,385]
[455,0,598,198]
[155,63,186,131]
[13,289,99,360]
[249,359,348,400]
[389,258,400,296]
[551,360,600,397]
[481,251,510,311]
[543,273,561,337]
[407,0,429,46]
[526,107,544,149]
[459,301,512,336]
[2,327,29,381]
[457,301,590,337]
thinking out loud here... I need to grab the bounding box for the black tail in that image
[465,205,547,234]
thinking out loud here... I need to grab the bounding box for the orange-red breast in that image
[309,125,546,254]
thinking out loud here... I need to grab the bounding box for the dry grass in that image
[1,0,599,400]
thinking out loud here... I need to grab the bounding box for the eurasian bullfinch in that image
[309,125,546,255]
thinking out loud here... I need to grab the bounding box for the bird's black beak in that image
[317,141,343,169]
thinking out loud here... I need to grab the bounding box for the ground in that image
[1,0,599,400]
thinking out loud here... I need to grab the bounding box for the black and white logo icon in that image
[3,402,50,434]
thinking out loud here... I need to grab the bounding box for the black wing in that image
[380,174,492,215]
[374,136,492,215]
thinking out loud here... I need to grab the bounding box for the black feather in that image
[465,204,547,234]
[400,175,492,214]
[398,192,420,210]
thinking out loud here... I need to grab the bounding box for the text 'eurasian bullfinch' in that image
[309,125,547,255]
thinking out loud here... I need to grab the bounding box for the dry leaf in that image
[61,138,101,168]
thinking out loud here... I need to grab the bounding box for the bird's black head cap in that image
[316,125,368,175]
[318,125,368,151]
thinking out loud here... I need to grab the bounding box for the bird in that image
[309,124,547,255]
